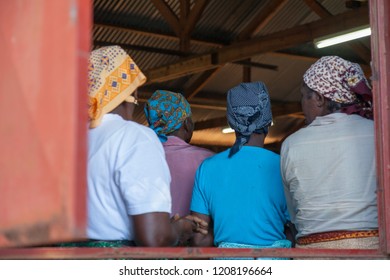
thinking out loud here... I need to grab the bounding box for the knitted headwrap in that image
[88,45,146,128]
[144,90,192,142]
[303,56,373,119]
[227,82,272,158]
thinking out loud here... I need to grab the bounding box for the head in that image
[226,81,272,157]
[302,56,373,124]
[88,45,146,128]
[300,82,342,125]
[144,90,193,143]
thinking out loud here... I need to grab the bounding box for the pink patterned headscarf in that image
[303,56,373,119]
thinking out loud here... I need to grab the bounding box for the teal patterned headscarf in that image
[144,90,192,142]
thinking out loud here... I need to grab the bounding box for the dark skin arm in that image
[189,211,214,247]
[132,212,208,247]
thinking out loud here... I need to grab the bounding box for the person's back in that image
[82,46,207,248]
[163,136,214,217]
[281,56,378,250]
[144,90,214,217]
[88,114,171,241]
[190,82,291,250]
[192,146,288,246]
[281,113,377,239]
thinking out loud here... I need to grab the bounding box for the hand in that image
[184,215,208,235]
[170,213,180,222]
[171,215,208,246]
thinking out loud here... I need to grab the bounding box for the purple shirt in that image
[163,136,214,217]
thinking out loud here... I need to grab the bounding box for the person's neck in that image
[110,102,134,121]
[244,133,265,148]
[168,130,188,143]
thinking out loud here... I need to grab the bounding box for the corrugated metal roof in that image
[91,0,371,149]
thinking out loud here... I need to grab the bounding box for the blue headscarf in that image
[144,90,192,142]
[226,82,272,158]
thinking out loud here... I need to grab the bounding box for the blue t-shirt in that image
[190,146,290,246]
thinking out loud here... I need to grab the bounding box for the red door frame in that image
[0,0,389,259]
[0,0,90,247]
[370,0,390,255]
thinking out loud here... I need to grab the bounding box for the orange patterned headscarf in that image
[88,46,147,128]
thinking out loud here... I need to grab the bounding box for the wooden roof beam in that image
[94,23,223,48]
[194,101,302,130]
[184,0,287,100]
[145,6,369,83]
[183,0,209,36]
[185,68,223,100]
[237,0,288,41]
[151,0,209,52]
[151,0,181,36]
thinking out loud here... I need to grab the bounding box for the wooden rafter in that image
[194,102,302,131]
[268,52,370,74]
[145,6,369,83]
[151,0,209,52]
[184,0,287,100]
[303,0,371,63]
[185,68,223,100]
[94,22,222,48]
[179,0,190,51]
[151,0,181,36]
[237,0,288,41]
[183,0,208,36]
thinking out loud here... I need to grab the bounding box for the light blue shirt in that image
[191,146,290,246]
[281,113,378,238]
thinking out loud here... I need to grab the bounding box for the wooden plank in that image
[183,0,287,99]
[183,0,208,35]
[151,0,180,36]
[237,0,288,41]
[304,0,331,18]
[146,7,369,82]
[194,102,302,130]
[218,7,369,64]
[179,0,190,52]
[0,247,387,259]
[94,23,223,48]
[185,68,223,100]
[146,53,215,83]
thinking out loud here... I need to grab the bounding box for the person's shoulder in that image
[348,114,374,126]
[189,144,215,156]
[282,126,308,147]
[200,149,228,164]
[120,119,161,144]
[119,118,151,134]
[261,148,280,159]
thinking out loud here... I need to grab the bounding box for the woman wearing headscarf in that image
[190,82,291,256]
[79,46,207,247]
[144,90,214,218]
[281,56,378,252]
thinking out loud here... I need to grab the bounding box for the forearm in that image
[191,231,214,247]
[132,212,179,247]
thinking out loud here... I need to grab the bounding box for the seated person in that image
[281,56,378,250]
[190,82,291,255]
[83,45,206,247]
[144,90,214,218]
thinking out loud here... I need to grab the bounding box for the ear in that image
[314,92,326,108]
[182,117,194,143]
[183,117,194,133]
